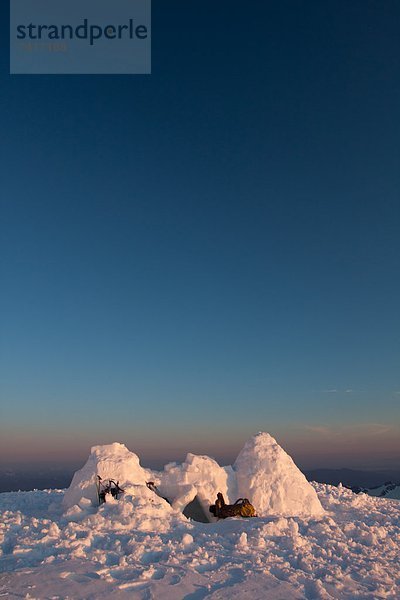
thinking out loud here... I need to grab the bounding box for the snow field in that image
[1,483,400,597]
[1,434,399,598]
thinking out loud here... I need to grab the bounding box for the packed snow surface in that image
[1,483,399,599]
[1,434,399,598]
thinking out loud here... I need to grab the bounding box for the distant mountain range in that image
[304,468,400,489]
[350,481,400,500]
[0,466,75,493]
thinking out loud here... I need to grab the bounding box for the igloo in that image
[233,432,324,517]
[62,442,151,510]
[63,434,324,520]
[158,453,235,522]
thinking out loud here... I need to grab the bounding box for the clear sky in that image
[1,1,399,471]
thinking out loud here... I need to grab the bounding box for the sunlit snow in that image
[1,433,399,599]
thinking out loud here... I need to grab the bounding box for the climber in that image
[209,492,256,519]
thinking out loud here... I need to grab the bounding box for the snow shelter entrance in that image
[182,495,210,523]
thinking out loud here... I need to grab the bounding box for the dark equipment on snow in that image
[146,481,171,504]
[97,476,124,505]
[209,492,256,519]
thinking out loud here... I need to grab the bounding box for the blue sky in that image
[1,1,399,470]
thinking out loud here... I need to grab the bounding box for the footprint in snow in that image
[108,567,143,581]
[151,568,166,580]
[59,571,100,583]
[195,562,219,574]
[141,550,165,565]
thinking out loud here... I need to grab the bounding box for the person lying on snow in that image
[209,492,256,519]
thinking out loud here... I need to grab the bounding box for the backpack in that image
[209,492,256,519]
[236,498,257,518]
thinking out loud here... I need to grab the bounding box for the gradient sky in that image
[1,1,400,471]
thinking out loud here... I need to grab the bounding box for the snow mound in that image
[62,443,151,510]
[234,432,324,517]
[159,453,234,521]
[63,433,323,519]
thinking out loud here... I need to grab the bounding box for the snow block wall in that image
[234,432,324,517]
[62,443,150,510]
[63,434,324,519]
[159,454,233,522]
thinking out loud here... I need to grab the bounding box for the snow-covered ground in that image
[1,435,399,599]
[1,483,399,599]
